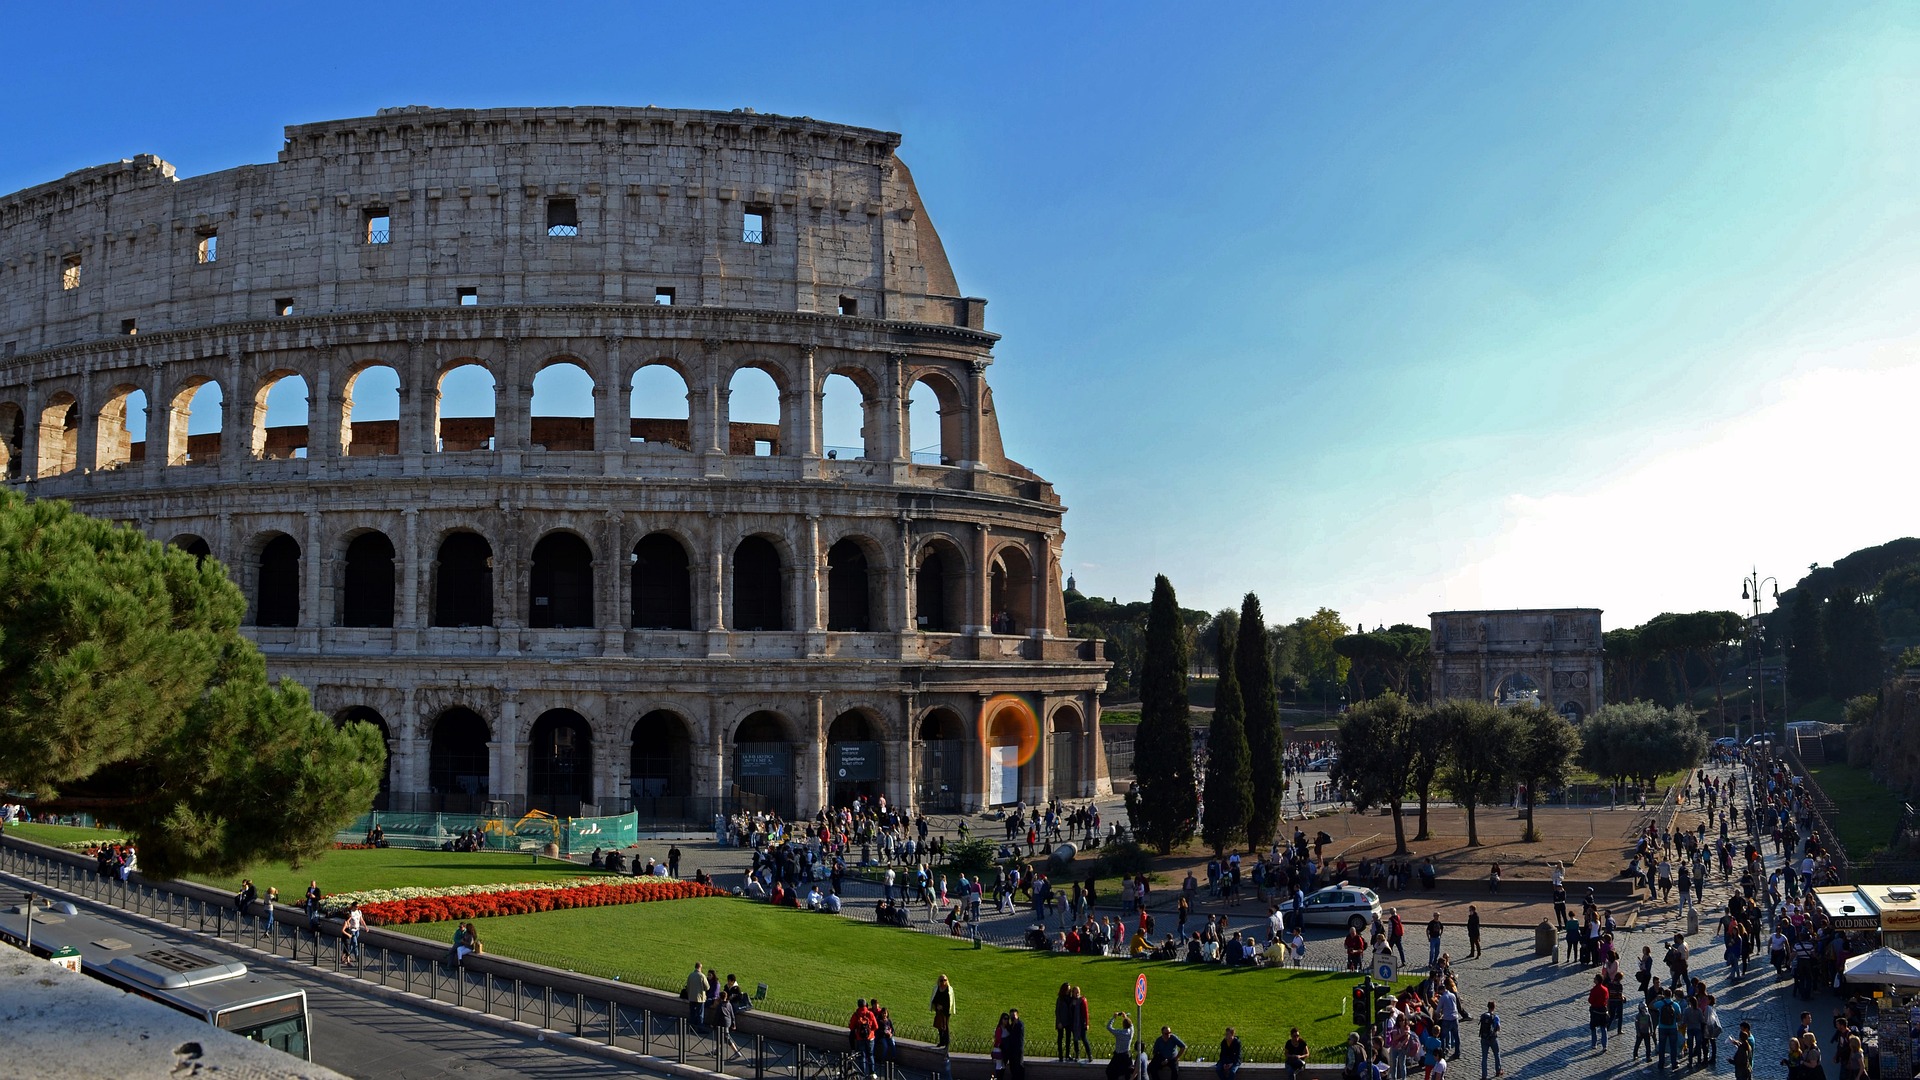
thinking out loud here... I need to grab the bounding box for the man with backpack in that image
[849,998,879,1079]
[1652,989,1684,1069]
[1478,1001,1503,1079]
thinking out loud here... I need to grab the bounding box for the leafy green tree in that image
[1201,617,1253,855]
[1579,701,1707,790]
[1408,706,1459,841]
[1293,608,1352,707]
[1826,589,1886,700]
[1332,692,1422,854]
[0,491,384,878]
[1436,700,1519,847]
[1237,592,1284,853]
[1132,575,1197,853]
[1336,625,1433,702]
[1509,702,1583,841]
[1785,591,1830,701]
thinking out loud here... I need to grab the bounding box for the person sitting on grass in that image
[1130,927,1150,956]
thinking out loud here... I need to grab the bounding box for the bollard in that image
[1535,919,1556,958]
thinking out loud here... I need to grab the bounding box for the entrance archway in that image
[527,709,593,815]
[1494,672,1542,707]
[529,532,594,628]
[1050,705,1085,797]
[916,708,967,813]
[984,698,1038,806]
[732,711,795,818]
[826,710,884,808]
[428,708,490,813]
[630,710,694,819]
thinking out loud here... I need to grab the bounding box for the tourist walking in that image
[931,973,955,1049]
[1466,905,1482,960]
[1478,1001,1502,1079]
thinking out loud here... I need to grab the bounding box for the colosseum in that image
[0,105,1109,822]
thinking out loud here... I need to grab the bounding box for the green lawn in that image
[2,822,131,847]
[1807,761,1904,859]
[404,897,1373,1062]
[183,847,599,896]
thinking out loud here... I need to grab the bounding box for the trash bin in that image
[1535,919,1556,958]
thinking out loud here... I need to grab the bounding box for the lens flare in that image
[980,693,1039,766]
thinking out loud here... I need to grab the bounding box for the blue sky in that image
[4,3,1916,631]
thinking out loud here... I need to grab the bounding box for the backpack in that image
[1480,1013,1499,1041]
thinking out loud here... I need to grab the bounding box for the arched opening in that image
[337,706,393,810]
[631,533,693,630]
[435,362,496,452]
[0,403,22,480]
[254,533,301,627]
[96,386,147,470]
[432,531,494,627]
[629,363,691,449]
[906,372,965,465]
[826,538,874,632]
[732,711,795,818]
[170,379,224,465]
[630,710,693,817]
[988,546,1036,636]
[725,366,781,456]
[1050,705,1085,797]
[254,372,310,460]
[171,535,212,562]
[428,707,490,813]
[985,700,1038,806]
[732,536,786,631]
[529,532,595,628]
[35,391,78,477]
[820,371,871,460]
[826,710,884,808]
[340,531,396,628]
[1559,700,1586,723]
[916,709,968,813]
[915,540,966,633]
[530,360,595,451]
[1495,672,1542,707]
[527,708,593,815]
[343,363,401,457]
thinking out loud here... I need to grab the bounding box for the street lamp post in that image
[1741,567,1779,738]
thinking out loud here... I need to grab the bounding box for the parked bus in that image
[0,897,311,1060]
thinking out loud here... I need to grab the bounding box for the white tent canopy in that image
[1843,947,1920,987]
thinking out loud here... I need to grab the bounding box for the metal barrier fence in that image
[1782,743,1854,882]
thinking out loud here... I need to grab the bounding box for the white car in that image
[1306,757,1338,771]
[1299,883,1383,931]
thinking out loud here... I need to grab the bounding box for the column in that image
[803,692,827,816]
[964,359,987,470]
[498,336,526,472]
[74,378,96,476]
[881,353,906,463]
[804,515,824,629]
[399,508,421,632]
[309,363,336,474]
[601,510,625,655]
[497,692,522,810]
[899,693,919,811]
[1030,702,1052,804]
[598,333,626,465]
[18,381,37,481]
[795,344,820,460]
[971,523,991,635]
[144,364,166,475]
[303,510,324,641]
[974,692,994,811]
[707,512,730,655]
[401,687,426,805]
[401,337,427,471]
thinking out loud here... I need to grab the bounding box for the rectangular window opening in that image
[60,254,82,291]
[742,207,769,245]
[196,231,218,264]
[121,319,138,336]
[275,298,295,317]
[547,198,579,237]
[753,439,774,457]
[837,295,857,317]
[458,287,479,307]
[363,208,391,245]
[654,287,675,306]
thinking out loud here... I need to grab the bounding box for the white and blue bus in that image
[0,898,311,1060]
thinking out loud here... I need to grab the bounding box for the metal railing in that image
[365,229,390,245]
[548,224,580,238]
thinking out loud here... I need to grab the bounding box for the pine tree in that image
[1202,616,1253,855]
[1786,592,1829,701]
[1132,574,1197,853]
[1237,592,1284,852]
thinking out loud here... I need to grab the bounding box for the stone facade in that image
[1429,608,1604,720]
[0,106,1108,820]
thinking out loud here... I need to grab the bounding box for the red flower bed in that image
[361,879,730,925]
[332,842,378,850]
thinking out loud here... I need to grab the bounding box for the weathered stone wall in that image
[1429,608,1604,719]
[0,107,1107,818]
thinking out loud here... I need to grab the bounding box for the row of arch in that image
[343,700,1091,816]
[3,348,975,480]
[199,523,1041,635]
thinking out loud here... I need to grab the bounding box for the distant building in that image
[1429,609,1604,720]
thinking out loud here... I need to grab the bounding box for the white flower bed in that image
[321,877,614,914]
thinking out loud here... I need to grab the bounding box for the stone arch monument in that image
[1430,609,1603,720]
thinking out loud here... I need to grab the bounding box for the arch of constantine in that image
[0,106,1109,820]
[1429,608,1604,720]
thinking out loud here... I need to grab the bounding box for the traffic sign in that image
[1135,973,1148,1006]
[1374,959,1397,983]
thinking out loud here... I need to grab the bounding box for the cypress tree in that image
[1132,574,1197,853]
[1237,592,1284,852]
[1202,616,1253,855]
